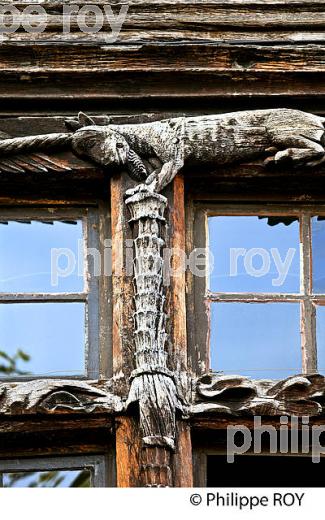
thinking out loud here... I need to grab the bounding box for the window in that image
[0,455,110,487]
[0,207,102,380]
[190,204,325,379]
[194,451,325,487]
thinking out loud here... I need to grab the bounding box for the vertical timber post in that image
[168,174,193,487]
[112,172,192,487]
[111,174,142,487]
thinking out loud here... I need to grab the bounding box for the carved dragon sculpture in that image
[0,109,324,192]
[67,109,325,192]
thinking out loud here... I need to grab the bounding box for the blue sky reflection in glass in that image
[210,302,301,379]
[0,302,85,377]
[0,220,84,293]
[208,216,300,293]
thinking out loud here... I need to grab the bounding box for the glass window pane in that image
[2,469,90,487]
[0,303,85,377]
[0,220,84,293]
[210,302,301,379]
[316,306,325,375]
[207,455,322,487]
[208,216,300,293]
[312,217,325,294]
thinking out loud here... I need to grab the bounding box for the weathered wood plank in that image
[0,71,323,100]
[191,415,325,430]
[3,30,325,45]
[9,1,325,5]
[168,174,188,376]
[115,416,141,487]
[0,415,114,435]
[4,2,325,31]
[0,44,323,72]
[173,421,193,487]
[0,1,324,103]
[110,173,137,395]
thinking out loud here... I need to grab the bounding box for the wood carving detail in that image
[1,109,325,485]
[67,109,325,192]
[125,188,183,450]
[0,109,324,191]
[124,187,184,486]
[193,373,325,417]
[0,379,123,415]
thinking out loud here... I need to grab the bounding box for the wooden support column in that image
[115,416,141,488]
[167,174,193,487]
[112,172,193,487]
[111,173,142,487]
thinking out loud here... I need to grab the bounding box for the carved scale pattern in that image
[125,187,181,487]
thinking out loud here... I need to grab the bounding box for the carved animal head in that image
[71,125,130,169]
[67,112,148,181]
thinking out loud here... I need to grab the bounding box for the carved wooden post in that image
[125,187,182,487]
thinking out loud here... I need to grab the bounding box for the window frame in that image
[0,454,112,488]
[0,205,108,382]
[192,447,322,487]
[187,202,325,378]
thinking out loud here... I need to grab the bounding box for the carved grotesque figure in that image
[72,126,130,169]
[68,109,325,192]
[0,109,324,193]
[70,116,148,181]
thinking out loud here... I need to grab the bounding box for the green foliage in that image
[4,470,90,488]
[0,349,31,376]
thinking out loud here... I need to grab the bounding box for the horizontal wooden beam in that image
[0,72,324,101]
[0,44,323,73]
[4,1,325,32]
[0,414,114,435]
[0,2,323,102]
[0,293,87,302]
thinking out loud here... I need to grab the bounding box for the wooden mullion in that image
[311,295,325,302]
[301,300,317,373]
[301,214,312,296]
[85,208,100,380]
[207,292,302,302]
[0,293,87,302]
[300,214,317,373]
